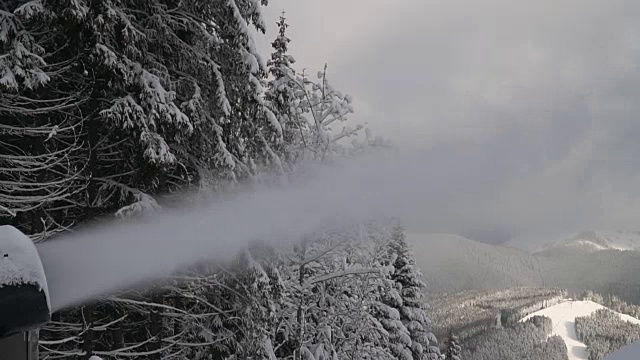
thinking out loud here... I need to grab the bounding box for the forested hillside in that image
[543,250,640,304]
[578,291,640,320]
[0,1,431,359]
[461,315,569,360]
[409,234,640,304]
[409,234,543,291]
[575,309,640,360]
[429,287,565,341]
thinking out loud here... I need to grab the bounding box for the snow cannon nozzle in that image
[0,226,50,339]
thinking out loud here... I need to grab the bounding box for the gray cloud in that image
[256,0,640,244]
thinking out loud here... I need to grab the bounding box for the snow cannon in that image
[0,225,50,358]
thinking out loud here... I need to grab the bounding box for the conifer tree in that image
[0,2,88,237]
[266,10,299,163]
[219,247,284,359]
[445,329,462,360]
[15,0,293,357]
[389,223,441,360]
[2,2,404,359]
[1,0,287,231]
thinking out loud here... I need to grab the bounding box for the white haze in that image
[37,145,640,311]
[253,0,640,241]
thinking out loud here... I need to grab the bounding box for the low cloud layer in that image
[256,0,640,243]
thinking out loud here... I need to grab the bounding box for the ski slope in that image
[521,300,640,360]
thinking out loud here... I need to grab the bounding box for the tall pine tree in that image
[265,11,299,164]
[2,2,410,359]
[15,0,293,357]
[444,329,462,360]
[389,222,441,360]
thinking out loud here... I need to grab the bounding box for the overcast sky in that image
[254,0,640,244]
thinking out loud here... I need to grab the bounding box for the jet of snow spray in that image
[38,154,396,311]
[36,148,640,311]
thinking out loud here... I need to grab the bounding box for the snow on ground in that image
[0,225,50,309]
[606,340,640,360]
[567,239,608,251]
[522,300,640,360]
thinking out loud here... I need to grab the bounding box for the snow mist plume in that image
[37,144,640,311]
[38,154,395,311]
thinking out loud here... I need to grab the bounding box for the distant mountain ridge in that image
[408,233,543,292]
[536,230,640,255]
[408,233,640,304]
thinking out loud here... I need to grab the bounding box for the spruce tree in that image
[445,329,462,360]
[265,10,303,166]
[375,272,415,360]
[266,11,296,118]
[11,0,291,357]
[389,222,441,360]
[0,2,88,235]
[2,2,397,359]
[221,247,284,359]
[1,0,287,231]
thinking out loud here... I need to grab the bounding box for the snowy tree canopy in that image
[0,2,440,359]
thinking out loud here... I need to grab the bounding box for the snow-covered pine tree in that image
[25,0,293,357]
[214,246,284,359]
[270,223,394,359]
[3,1,393,359]
[444,329,462,360]
[0,2,88,238]
[388,222,441,360]
[337,222,405,360]
[274,234,336,359]
[265,11,305,167]
[2,0,287,227]
[368,222,415,360]
[265,11,298,162]
[213,0,286,183]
